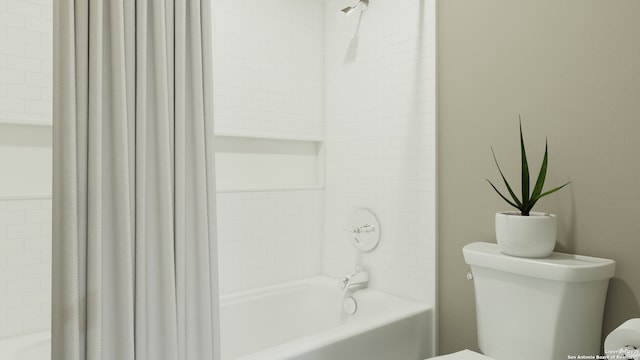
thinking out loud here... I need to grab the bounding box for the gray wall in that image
[437,0,640,354]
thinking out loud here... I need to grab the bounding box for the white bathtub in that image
[220,276,433,360]
[0,276,432,360]
[0,331,50,360]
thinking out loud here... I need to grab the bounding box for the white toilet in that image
[432,242,616,360]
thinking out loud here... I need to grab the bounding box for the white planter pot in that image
[495,211,557,258]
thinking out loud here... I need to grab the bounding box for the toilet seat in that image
[428,349,496,360]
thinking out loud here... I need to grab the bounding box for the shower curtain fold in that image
[52,1,220,359]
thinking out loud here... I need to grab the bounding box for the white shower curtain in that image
[52,1,220,359]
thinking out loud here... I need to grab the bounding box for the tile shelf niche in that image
[0,122,325,193]
[214,132,324,192]
[0,119,52,127]
[0,122,52,198]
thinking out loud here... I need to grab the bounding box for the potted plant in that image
[487,119,570,258]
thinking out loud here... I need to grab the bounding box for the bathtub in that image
[0,276,432,360]
[220,275,433,360]
[0,331,50,360]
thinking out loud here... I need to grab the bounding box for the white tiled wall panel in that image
[216,190,323,294]
[212,0,324,139]
[213,0,436,303]
[0,0,53,340]
[212,0,326,293]
[322,0,436,304]
[0,197,52,338]
[0,0,52,124]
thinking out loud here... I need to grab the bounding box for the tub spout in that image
[340,267,369,291]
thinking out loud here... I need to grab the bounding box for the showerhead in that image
[340,0,369,15]
[340,6,357,15]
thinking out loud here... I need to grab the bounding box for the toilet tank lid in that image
[463,242,616,282]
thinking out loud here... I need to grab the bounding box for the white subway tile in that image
[7,277,40,294]
[6,304,39,322]
[22,289,51,306]
[0,239,24,254]
[40,222,51,237]
[22,316,48,333]
[6,84,41,100]
[39,303,50,319]
[23,209,50,224]
[39,273,51,290]
[6,27,40,45]
[0,293,22,310]
[0,97,25,113]
[0,12,24,28]
[0,266,22,282]
[4,111,40,122]
[22,289,49,305]
[40,60,52,75]
[24,71,49,87]
[0,210,24,225]
[0,321,23,338]
[40,199,52,209]
[6,199,41,210]
[24,99,50,114]
[0,40,24,56]
[39,3,51,20]
[24,43,48,60]
[6,251,40,267]
[39,248,51,264]
[7,1,40,17]
[23,237,49,251]
[24,16,51,34]
[23,262,48,278]
[7,224,40,239]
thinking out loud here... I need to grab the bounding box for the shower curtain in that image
[52,1,220,359]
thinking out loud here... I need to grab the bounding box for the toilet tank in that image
[463,242,615,360]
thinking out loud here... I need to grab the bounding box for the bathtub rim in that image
[220,275,432,360]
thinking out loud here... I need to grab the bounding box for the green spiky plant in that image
[487,119,570,216]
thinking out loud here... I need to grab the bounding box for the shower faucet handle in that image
[345,224,376,234]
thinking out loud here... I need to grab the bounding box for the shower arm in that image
[341,0,369,15]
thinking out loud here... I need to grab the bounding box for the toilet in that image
[431,242,616,360]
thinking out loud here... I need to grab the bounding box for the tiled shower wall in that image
[0,0,53,124]
[212,0,325,294]
[0,0,53,340]
[322,0,436,304]
[212,0,324,140]
[0,197,51,338]
[213,0,436,303]
[216,191,323,294]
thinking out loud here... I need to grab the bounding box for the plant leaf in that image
[490,146,523,208]
[530,138,548,201]
[487,179,521,210]
[523,198,538,214]
[538,181,571,198]
[520,117,530,207]
[524,181,572,213]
